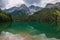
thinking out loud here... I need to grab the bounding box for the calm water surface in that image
[0,22,60,39]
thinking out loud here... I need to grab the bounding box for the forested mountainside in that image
[2,2,60,23]
[26,8,59,23]
[0,9,12,22]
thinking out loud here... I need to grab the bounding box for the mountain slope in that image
[4,7,17,13]
[29,5,42,15]
[28,8,60,23]
[4,4,31,16]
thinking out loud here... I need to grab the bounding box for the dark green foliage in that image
[0,9,12,22]
[0,9,12,33]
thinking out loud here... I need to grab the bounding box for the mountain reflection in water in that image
[0,22,60,40]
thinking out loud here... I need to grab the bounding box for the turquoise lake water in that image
[0,22,60,39]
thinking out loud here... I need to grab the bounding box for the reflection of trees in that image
[0,22,12,33]
[29,22,59,38]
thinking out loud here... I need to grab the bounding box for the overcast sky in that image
[0,0,8,8]
[0,0,60,9]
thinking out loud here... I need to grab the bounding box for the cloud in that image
[23,0,60,7]
[1,0,60,9]
[40,0,60,7]
[6,0,41,9]
[6,0,25,9]
[0,0,8,8]
[24,0,41,4]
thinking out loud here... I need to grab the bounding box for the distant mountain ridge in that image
[2,2,60,24]
[4,4,42,15]
[4,7,17,13]
[3,4,42,20]
[29,5,42,15]
[4,4,31,16]
[29,5,42,11]
[45,2,60,10]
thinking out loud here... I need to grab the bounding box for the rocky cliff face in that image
[55,2,60,10]
[45,2,60,10]
[45,3,55,8]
